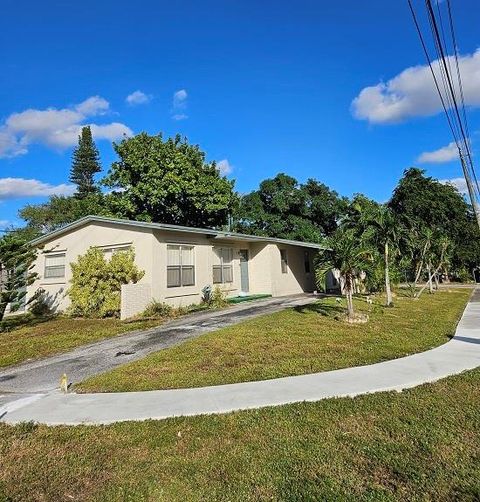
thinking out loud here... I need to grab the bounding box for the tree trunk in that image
[346,288,354,319]
[434,273,439,290]
[413,240,430,289]
[385,241,393,307]
[416,262,444,299]
[414,260,423,287]
[0,302,7,322]
[344,276,354,319]
[427,263,433,293]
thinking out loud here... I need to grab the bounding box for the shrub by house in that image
[68,247,144,318]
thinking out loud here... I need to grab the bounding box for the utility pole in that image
[459,149,480,230]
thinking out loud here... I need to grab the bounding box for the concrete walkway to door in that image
[2,289,480,426]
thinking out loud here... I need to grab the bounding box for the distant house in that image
[27,216,326,318]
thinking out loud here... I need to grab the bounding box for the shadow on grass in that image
[294,302,345,318]
[0,314,55,333]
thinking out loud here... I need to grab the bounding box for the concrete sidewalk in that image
[0,294,317,395]
[2,289,479,425]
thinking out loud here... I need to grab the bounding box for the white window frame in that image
[167,244,195,288]
[100,244,131,260]
[44,252,66,279]
[213,247,234,284]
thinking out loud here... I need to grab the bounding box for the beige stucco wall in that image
[28,221,318,315]
[269,244,316,296]
[28,222,155,312]
[248,243,273,295]
[150,231,248,307]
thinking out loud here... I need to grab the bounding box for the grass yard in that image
[0,317,161,368]
[78,288,472,393]
[1,368,479,501]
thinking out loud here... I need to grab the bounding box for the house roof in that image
[30,215,328,250]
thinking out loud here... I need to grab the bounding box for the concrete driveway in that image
[2,289,479,426]
[0,294,317,399]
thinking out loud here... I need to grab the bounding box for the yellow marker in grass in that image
[60,373,68,393]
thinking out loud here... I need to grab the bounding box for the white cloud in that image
[126,90,152,106]
[46,122,133,149]
[0,220,10,229]
[173,89,187,106]
[352,49,480,124]
[217,159,233,175]
[171,89,188,120]
[0,178,75,200]
[0,96,133,158]
[0,128,26,158]
[440,177,468,194]
[417,141,459,163]
[74,96,109,116]
[171,113,188,121]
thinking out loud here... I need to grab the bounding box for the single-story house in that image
[27,215,328,318]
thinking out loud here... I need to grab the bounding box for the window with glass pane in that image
[280,249,288,274]
[180,245,195,286]
[102,245,131,260]
[44,253,66,279]
[213,247,233,284]
[167,245,195,287]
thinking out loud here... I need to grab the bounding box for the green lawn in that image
[1,368,479,501]
[78,288,471,393]
[0,316,161,368]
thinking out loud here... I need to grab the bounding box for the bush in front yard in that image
[68,247,144,318]
[141,300,174,319]
[208,286,229,308]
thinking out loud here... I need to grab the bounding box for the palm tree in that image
[351,202,398,307]
[316,227,373,320]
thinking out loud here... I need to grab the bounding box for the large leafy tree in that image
[0,233,37,320]
[389,168,480,274]
[70,126,102,198]
[234,173,347,242]
[103,133,236,228]
[19,193,109,235]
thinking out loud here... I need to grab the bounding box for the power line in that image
[426,0,480,198]
[407,0,480,229]
[426,0,469,152]
[445,0,480,196]
[406,0,460,144]
[446,0,470,142]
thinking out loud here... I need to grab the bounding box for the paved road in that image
[0,294,317,397]
[1,289,479,426]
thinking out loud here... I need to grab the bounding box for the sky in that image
[1,0,480,230]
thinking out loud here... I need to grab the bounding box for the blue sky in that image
[1,0,480,229]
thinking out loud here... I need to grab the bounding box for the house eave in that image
[29,215,328,250]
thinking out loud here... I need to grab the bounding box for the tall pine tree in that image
[70,126,101,198]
